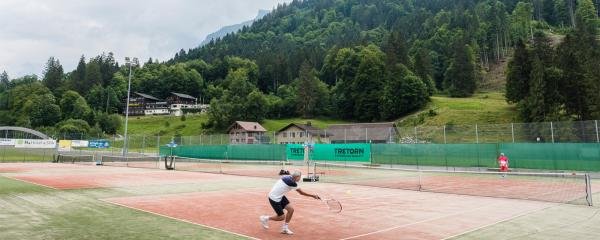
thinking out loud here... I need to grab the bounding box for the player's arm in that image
[296,188,320,199]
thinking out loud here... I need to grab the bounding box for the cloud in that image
[0,0,290,78]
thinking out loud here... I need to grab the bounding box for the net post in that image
[586,173,593,206]
[414,127,418,143]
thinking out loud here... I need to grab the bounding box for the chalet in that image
[326,122,398,144]
[276,122,331,144]
[166,92,208,116]
[227,121,267,144]
[126,92,169,116]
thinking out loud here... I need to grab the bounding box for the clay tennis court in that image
[3,162,590,239]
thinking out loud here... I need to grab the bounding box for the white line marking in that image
[99,199,258,240]
[5,176,60,190]
[440,203,557,240]
[340,200,542,240]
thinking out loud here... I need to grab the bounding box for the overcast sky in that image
[0,0,291,78]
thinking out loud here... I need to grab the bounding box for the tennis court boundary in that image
[99,199,259,240]
[440,203,559,240]
[340,199,552,240]
[4,176,60,190]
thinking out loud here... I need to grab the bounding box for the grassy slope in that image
[118,115,209,136]
[121,115,349,136]
[398,92,518,127]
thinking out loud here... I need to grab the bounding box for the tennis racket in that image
[319,197,342,213]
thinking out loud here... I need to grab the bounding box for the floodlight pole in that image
[122,58,134,156]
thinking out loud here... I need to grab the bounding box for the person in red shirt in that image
[498,153,509,178]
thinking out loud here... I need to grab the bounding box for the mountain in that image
[200,9,270,46]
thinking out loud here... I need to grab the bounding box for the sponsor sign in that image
[71,140,89,148]
[286,143,371,162]
[0,139,16,146]
[89,140,110,149]
[58,140,72,152]
[14,139,57,149]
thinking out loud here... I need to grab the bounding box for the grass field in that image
[398,92,518,127]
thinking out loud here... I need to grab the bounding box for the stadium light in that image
[122,57,135,156]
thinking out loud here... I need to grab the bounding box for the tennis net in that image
[101,155,160,169]
[172,157,303,179]
[55,154,95,165]
[315,162,595,206]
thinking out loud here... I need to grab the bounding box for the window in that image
[291,132,295,138]
[300,132,304,138]
[283,132,287,138]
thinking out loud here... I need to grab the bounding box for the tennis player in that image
[260,170,320,235]
[498,153,509,177]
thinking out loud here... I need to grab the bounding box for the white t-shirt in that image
[268,175,300,202]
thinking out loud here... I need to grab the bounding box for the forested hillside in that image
[0,0,598,136]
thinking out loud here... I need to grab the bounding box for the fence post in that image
[157,135,160,156]
[220,135,223,145]
[142,135,145,154]
[443,125,447,144]
[475,124,479,144]
[550,122,555,143]
[344,129,347,144]
[594,120,600,143]
[365,128,368,143]
[511,123,515,143]
[414,127,418,144]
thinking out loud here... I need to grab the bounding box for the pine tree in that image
[444,39,476,97]
[506,40,531,103]
[384,29,409,68]
[42,57,64,94]
[0,71,9,93]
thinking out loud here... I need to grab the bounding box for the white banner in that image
[71,140,89,148]
[0,139,16,146]
[14,139,57,149]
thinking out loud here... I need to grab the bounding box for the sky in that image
[0,0,291,78]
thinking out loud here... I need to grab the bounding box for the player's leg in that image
[260,198,285,229]
[281,197,294,234]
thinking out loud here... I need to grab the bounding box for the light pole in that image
[122,57,135,156]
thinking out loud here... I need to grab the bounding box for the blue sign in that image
[166,141,178,148]
[89,140,110,149]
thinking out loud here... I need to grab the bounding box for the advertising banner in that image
[89,140,110,149]
[58,140,72,152]
[14,139,57,149]
[0,139,16,146]
[286,143,371,162]
[71,140,89,148]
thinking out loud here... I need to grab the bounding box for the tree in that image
[352,45,386,121]
[381,64,429,120]
[444,39,477,97]
[27,94,62,128]
[292,62,329,118]
[84,60,102,92]
[384,29,409,67]
[506,40,531,103]
[0,71,9,93]
[245,90,268,122]
[70,55,87,93]
[60,91,91,120]
[412,49,436,95]
[42,57,64,94]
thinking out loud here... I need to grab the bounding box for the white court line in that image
[340,200,547,240]
[440,203,557,240]
[99,199,258,240]
[4,176,60,190]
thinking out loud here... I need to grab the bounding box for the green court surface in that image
[0,176,245,240]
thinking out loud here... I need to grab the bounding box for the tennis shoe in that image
[281,226,294,235]
[259,216,269,229]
